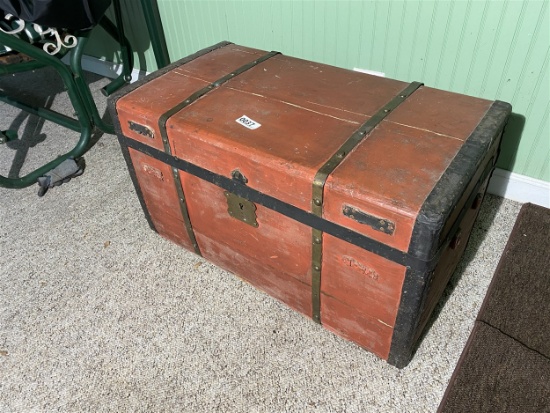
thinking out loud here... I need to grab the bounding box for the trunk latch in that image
[224,191,258,227]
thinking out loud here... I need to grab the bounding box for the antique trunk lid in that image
[117,43,491,252]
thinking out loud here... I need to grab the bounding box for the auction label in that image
[236,115,261,130]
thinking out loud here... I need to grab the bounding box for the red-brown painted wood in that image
[127,149,194,250]
[182,174,313,288]
[167,86,361,211]
[115,43,497,363]
[385,87,492,141]
[117,45,267,151]
[321,235,406,328]
[324,120,465,252]
[196,232,313,317]
[321,294,394,359]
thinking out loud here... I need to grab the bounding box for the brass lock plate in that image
[224,191,258,227]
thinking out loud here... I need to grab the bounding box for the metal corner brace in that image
[310,81,423,324]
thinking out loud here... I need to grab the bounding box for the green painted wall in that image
[90,0,549,182]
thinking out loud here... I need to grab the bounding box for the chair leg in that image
[0,0,134,190]
[69,1,134,134]
[0,33,93,189]
[100,0,134,96]
[68,33,115,134]
[0,129,17,144]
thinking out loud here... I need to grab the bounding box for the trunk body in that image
[109,42,511,368]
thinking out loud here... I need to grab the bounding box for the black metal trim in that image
[408,100,513,262]
[120,136,436,271]
[387,100,512,368]
[116,136,157,232]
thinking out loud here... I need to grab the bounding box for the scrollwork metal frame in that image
[0,13,77,55]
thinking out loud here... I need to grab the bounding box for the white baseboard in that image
[488,168,550,208]
[78,56,549,209]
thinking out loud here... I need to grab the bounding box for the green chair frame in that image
[0,0,133,189]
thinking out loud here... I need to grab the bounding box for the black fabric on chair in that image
[0,0,111,30]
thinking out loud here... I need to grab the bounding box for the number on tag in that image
[236,115,261,130]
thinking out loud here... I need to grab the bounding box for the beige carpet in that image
[0,67,522,413]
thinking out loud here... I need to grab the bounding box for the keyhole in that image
[239,203,244,210]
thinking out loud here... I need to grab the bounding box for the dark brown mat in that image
[439,322,550,413]
[438,203,550,413]
[479,203,550,358]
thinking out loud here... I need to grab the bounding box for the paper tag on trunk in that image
[236,115,261,130]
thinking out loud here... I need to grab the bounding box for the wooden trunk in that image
[108,42,511,368]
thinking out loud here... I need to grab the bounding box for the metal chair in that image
[0,0,133,194]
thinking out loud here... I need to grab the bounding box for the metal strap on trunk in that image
[310,81,423,324]
[157,50,280,256]
[121,133,491,274]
